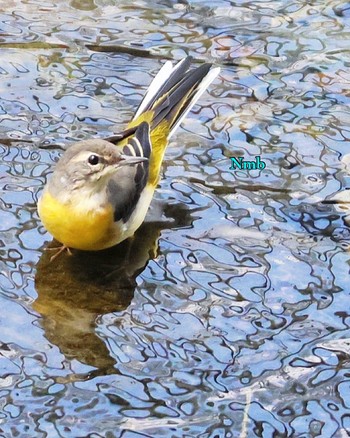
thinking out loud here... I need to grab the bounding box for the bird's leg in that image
[44,244,73,262]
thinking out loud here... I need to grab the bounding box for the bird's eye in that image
[88,154,100,165]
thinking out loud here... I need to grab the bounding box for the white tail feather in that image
[168,66,221,138]
[133,58,188,120]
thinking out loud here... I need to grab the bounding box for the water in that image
[1,0,350,436]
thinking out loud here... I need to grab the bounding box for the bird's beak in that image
[118,154,148,166]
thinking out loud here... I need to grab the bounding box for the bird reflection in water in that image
[34,204,187,381]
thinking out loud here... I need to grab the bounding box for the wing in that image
[106,122,151,223]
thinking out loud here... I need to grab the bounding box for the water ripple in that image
[0,0,350,436]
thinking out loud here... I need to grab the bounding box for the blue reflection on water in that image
[0,0,350,436]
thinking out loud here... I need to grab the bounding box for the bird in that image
[37,56,220,258]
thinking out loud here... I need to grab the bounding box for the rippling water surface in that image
[1,0,350,436]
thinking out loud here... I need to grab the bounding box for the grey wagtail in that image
[38,57,220,256]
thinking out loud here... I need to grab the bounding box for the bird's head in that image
[46,139,147,200]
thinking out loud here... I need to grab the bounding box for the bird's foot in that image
[44,244,72,262]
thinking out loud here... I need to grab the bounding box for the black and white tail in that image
[133,57,220,138]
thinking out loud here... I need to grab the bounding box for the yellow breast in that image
[38,191,117,251]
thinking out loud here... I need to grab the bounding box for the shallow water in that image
[1,0,350,436]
